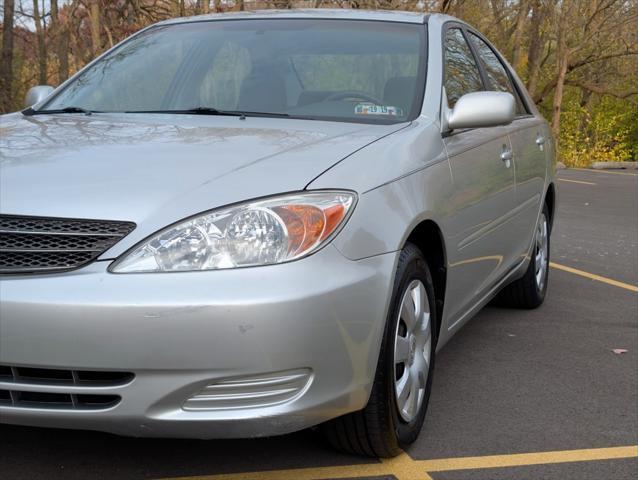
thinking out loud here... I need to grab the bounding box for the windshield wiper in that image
[126,107,240,116]
[24,106,96,116]
[125,107,290,119]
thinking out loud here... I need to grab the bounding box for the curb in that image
[591,161,638,170]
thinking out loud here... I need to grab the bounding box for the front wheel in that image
[321,243,436,457]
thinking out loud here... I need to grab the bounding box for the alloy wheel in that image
[393,279,432,422]
[535,212,549,291]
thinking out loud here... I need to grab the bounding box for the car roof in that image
[157,8,431,26]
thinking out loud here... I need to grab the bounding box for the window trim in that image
[440,20,533,124]
[463,27,532,117]
[441,22,487,109]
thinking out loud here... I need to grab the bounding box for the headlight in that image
[110,191,356,273]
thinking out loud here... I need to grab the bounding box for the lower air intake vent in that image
[183,369,313,411]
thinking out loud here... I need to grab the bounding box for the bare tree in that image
[551,2,571,139]
[50,0,71,84]
[526,0,544,97]
[197,1,210,14]
[510,0,529,72]
[89,0,102,56]
[0,0,16,110]
[31,0,48,85]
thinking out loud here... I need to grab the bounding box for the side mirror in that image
[25,85,55,108]
[446,91,515,131]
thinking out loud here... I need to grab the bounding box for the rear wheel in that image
[321,243,436,457]
[496,204,550,309]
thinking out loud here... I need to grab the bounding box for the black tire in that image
[321,243,437,457]
[496,203,551,309]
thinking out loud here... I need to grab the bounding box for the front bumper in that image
[0,246,397,438]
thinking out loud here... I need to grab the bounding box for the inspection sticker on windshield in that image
[355,104,403,116]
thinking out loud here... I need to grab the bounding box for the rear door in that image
[467,31,547,258]
[442,26,519,326]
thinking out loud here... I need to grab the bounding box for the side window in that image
[468,33,527,115]
[444,28,483,108]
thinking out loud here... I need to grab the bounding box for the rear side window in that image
[468,33,527,115]
[443,28,483,108]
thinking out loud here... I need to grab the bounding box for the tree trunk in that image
[488,0,508,48]
[58,28,70,83]
[511,0,529,72]
[551,50,569,140]
[32,0,48,85]
[89,1,102,56]
[171,0,185,16]
[526,0,543,97]
[0,0,15,111]
[49,0,69,84]
[551,3,571,142]
[438,0,452,13]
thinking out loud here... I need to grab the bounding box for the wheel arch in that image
[545,182,556,229]
[403,219,447,340]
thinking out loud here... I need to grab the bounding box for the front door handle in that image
[501,148,513,168]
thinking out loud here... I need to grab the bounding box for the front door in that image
[441,26,519,327]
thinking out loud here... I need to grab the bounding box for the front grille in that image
[0,365,134,386]
[0,365,133,411]
[0,390,121,410]
[0,214,135,274]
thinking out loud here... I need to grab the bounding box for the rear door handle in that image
[536,135,545,150]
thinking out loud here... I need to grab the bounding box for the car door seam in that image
[304,121,414,191]
[361,155,450,195]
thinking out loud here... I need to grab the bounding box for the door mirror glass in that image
[446,91,515,130]
[25,85,55,108]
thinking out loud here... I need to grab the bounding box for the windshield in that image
[42,19,426,124]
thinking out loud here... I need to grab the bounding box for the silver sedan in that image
[0,9,556,457]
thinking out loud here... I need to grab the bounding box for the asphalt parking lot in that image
[1,167,636,480]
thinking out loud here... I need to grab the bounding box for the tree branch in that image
[565,79,638,106]
[534,50,638,104]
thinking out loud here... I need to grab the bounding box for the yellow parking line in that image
[550,262,638,293]
[164,461,396,480]
[420,445,638,472]
[384,452,435,480]
[558,178,596,185]
[570,167,638,177]
[162,445,638,480]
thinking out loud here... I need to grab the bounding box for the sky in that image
[4,0,71,30]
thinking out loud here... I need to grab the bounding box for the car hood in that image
[1,113,405,254]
